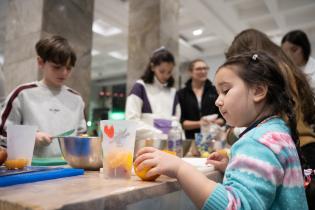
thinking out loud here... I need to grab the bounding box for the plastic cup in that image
[100,120,137,179]
[7,124,37,166]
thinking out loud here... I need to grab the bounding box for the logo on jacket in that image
[49,108,60,113]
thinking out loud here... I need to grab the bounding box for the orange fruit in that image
[134,149,176,181]
[134,164,160,181]
[161,150,176,155]
[0,147,7,165]
[217,149,229,157]
[5,158,28,169]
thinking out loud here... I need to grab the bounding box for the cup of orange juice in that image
[100,120,137,179]
[5,124,37,169]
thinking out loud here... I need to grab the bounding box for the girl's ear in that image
[253,84,268,103]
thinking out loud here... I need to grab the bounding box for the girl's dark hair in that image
[188,59,206,71]
[219,51,299,145]
[226,29,315,125]
[35,35,76,67]
[141,48,175,87]
[219,50,303,170]
[281,30,311,62]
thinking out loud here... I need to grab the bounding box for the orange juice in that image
[5,158,28,169]
[104,150,133,179]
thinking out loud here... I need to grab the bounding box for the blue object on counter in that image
[0,168,84,187]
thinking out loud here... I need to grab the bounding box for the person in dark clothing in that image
[177,59,223,141]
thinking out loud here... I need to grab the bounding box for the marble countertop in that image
[0,169,223,210]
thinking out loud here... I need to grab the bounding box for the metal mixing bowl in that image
[58,136,103,170]
[134,139,192,157]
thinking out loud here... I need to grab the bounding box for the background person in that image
[125,47,180,140]
[281,30,315,92]
[177,59,223,155]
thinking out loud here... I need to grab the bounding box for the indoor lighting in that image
[108,51,128,60]
[193,28,203,36]
[109,111,125,120]
[92,19,122,37]
[92,49,100,56]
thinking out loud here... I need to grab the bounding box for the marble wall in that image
[3,0,43,92]
[41,0,94,106]
[127,0,180,92]
[2,0,94,106]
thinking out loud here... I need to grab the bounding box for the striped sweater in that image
[203,117,308,210]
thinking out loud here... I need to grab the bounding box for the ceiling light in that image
[0,55,3,65]
[92,19,122,37]
[193,29,203,36]
[108,51,128,60]
[92,49,100,56]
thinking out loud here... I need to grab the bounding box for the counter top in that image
[0,169,223,210]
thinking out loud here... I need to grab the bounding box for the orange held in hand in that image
[217,148,229,157]
[134,164,160,181]
[134,149,176,181]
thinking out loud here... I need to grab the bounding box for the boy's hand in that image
[206,151,229,173]
[35,132,52,146]
[134,147,182,178]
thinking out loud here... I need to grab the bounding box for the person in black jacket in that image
[177,59,223,144]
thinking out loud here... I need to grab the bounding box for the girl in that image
[125,47,180,140]
[281,30,315,93]
[134,51,308,209]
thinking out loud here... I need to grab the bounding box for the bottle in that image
[167,118,183,157]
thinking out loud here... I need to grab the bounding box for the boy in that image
[0,35,86,157]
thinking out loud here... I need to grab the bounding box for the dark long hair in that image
[226,29,315,125]
[281,30,311,62]
[141,48,175,87]
[219,50,301,160]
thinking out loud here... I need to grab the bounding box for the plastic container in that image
[5,125,37,169]
[167,118,183,157]
[100,120,137,179]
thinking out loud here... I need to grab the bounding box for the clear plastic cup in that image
[100,120,137,179]
[6,124,37,167]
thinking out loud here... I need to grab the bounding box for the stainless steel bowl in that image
[134,139,192,157]
[58,136,103,170]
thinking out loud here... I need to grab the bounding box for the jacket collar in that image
[185,78,213,90]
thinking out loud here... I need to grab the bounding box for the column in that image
[3,0,94,105]
[127,0,180,92]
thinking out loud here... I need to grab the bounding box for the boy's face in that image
[37,57,72,88]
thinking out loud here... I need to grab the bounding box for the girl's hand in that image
[206,151,229,173]
[134,147,182,178]
[35,132,52,146]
